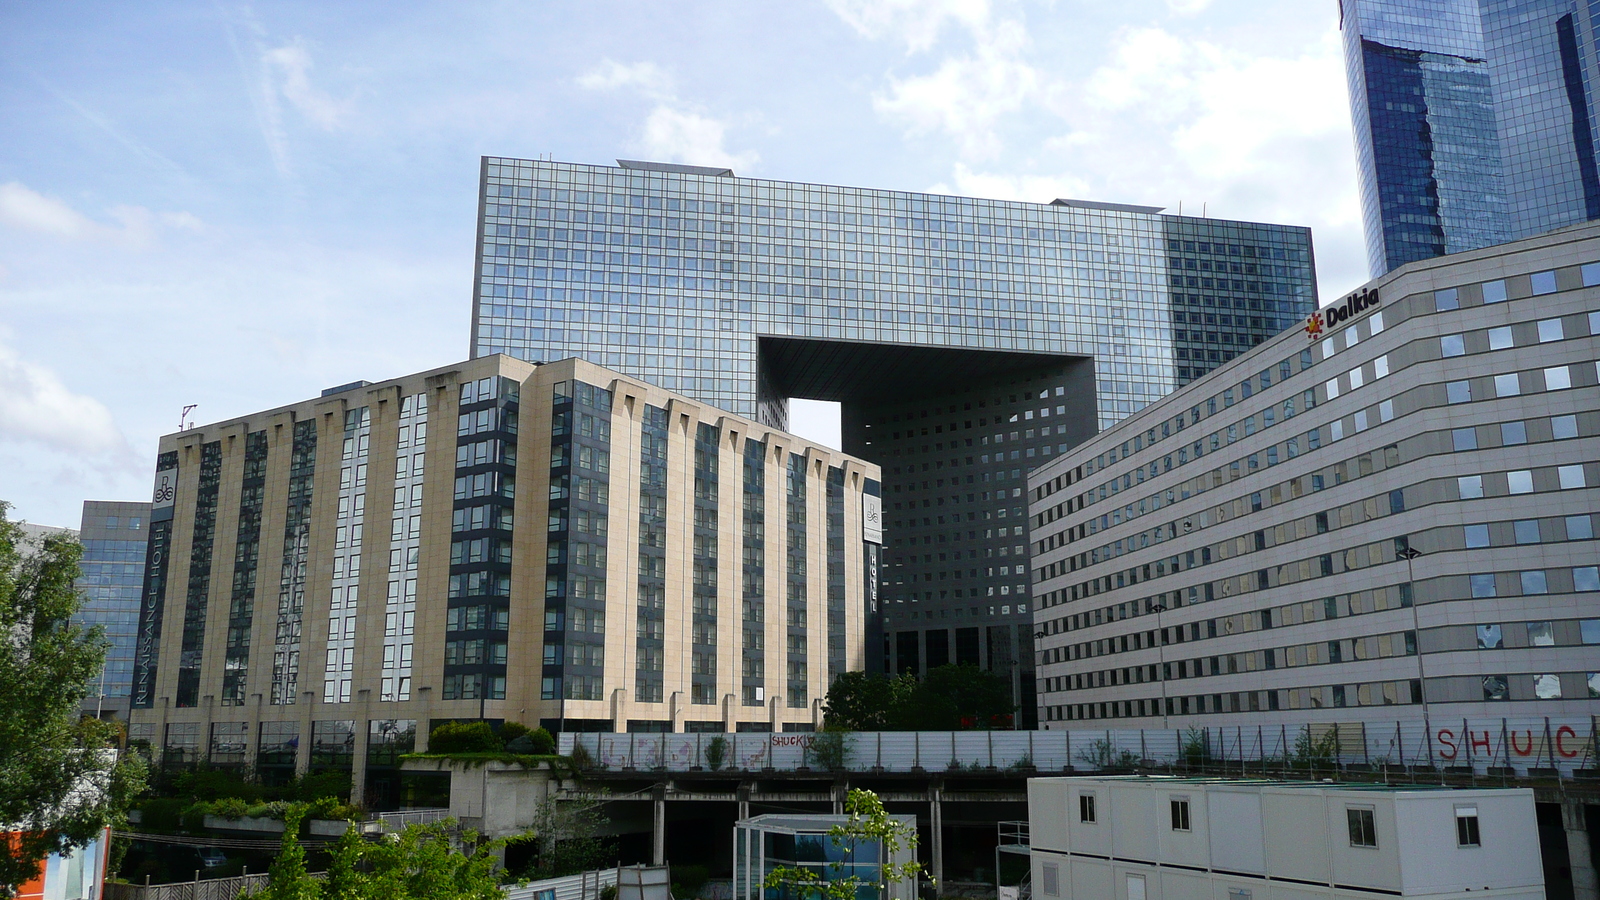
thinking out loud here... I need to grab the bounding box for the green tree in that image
[511,793,613,880]
[265,805,506,900]
[762,789,927,900]
[0,505,146,898]
[257,806,320,900]
[820,671,915,731]
[899,665,1014,731]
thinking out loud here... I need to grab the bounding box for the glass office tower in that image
[74,500,151,721]
[471,157,1316,725]
[1342,0,1600,277]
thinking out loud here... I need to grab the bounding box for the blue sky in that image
[0,0,1362,527]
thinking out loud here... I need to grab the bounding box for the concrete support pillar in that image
[930,783,944,896]
[652,786,667,866]
[737,783,751,823]
[1566,801,1598,900]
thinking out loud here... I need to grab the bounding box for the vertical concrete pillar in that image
[1566,801,1598,900]
[930,783,944,896]
[737,783,751,823]
[653,786,667,866]
[295,691,315,776]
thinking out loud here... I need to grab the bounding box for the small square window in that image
[1325,378,1340,399]
[1520,570,1549,594]
[1459,475,1484,498]
[1553,415,1579,439]
[1484,675,1509,700]
[1456,807,1482,847]
[1513,520,1541,544]
[1591,310,1600,335]
[1447,381,1472,403]
[1435,288,1461,310]
[1349,367,1365,389]
[1538,318,1565,342]
[1559,465,1586,489]
[1575,567,1600,592]
[1567,516,1594,540]
[1370,311,1385,334]
[1527,621,1555,646]
[1493,373,1520,397]
[1440,334,1465,357]
[1477,624,1503,649]
[1041,863,1059,898]
[1452,428,1478,451]
[1507,470,1534,494]
[1079,793,1097,823]
[1581,619,1600,643]
[1464,524,1490,548]
[1534,674,1562,699]
[1471,574,1498,597]
[1531,271,1558,295]
[1488,326,1514,350]
[1482,280,1507,303]
[1379,400,1394,422]
[1170,797,1191,831]
[1591,674,1600,699]
[1347,807,1377,847]
[1546,366,1572,390]
[1501,421,1527,445]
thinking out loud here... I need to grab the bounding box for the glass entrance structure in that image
[734,814,917,900]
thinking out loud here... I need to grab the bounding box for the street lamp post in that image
[1396,546,1431,757]
[1151,602,1169,730]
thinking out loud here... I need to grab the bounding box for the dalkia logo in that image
[1306,287,1380,338]
[1304,310,1324,339]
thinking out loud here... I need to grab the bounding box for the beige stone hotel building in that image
[127,355,880,795]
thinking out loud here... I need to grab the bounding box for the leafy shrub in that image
[809,731,851,772]
[568,742,596,771]
[703,736,728,771]
[305,795,363,821]
[176,767,263,802]
[212,797,251,819]
[500,722,531,744]
[429,721,502,754]
[138,798,185,832]
[672,864,710,896]
[281,770,352,802]
[528,727,556,755]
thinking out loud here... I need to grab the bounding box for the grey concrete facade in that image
[1028,221,1600,731]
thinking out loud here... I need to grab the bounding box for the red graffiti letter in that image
[1437,729,1457,760]
[1469,731,1492,755]
[1509,730,1534,756]
[1556,726,1579,758]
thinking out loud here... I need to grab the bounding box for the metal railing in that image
[560,716,1600,779]
[104,872,326,900]
[375,807,451,831]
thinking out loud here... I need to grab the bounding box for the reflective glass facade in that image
[74,500,151,718]
[1343,0,1600,276]
[471,157,1315,722]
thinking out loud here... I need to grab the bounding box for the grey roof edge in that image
[617,159,735,178]
[1051,198,1166,215]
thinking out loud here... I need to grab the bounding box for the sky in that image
[0,0,1365,528]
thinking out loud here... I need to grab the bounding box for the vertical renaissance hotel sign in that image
[132,452,179,709]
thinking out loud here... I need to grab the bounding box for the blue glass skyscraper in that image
[74,500,151,720]
[471,157,1316,724]
[1342,0,1600,276]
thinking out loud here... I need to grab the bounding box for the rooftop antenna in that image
[180,404,198,431]
[1202,202,1208,218]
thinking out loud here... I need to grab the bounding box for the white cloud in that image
[263,39,353,130]
[920,23,1366,299]
[577,59,675,100]
[0,182,201,245]
[824,0,991,53]
[873,16,1038,160]
[578,59,758,171]
[0,341,129,459]
[1167,0,1214,14]
[638,106,758,170]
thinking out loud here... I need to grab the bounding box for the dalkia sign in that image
[1306,287,1379,339]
